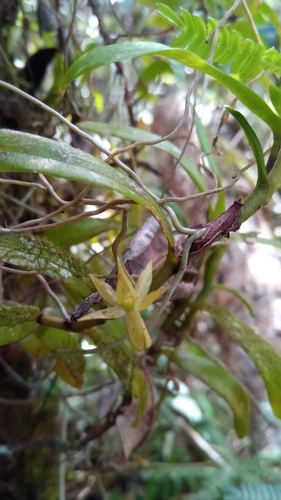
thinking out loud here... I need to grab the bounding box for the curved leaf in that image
[156,3,184,30]
[269,83,281,117]
[44,217,119,247]
[62,41,281,134]
[164,347,250,438]
[78,121,207,191]
[213,284,254,317]
[160,8,281,81]
[0,233,94,298]
[203,304,281,419]
[0,304,40,345]
[0,130,173,245]
[225,106,268,185]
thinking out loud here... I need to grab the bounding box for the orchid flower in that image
[84,257,166,351]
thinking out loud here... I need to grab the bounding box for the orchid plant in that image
[82,257,167,351]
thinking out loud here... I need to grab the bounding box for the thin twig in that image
[11,185,90,229]
[158,151,269,206]
[0,199,130,234]
[241,0,262,44]
[2,192,45,217]
[0,177,47,190]
[105,76,202,164]
[0,356,30,390]
[39,174,68,205]
[37,275,70,321]
[64,0,79,67]
[177,417,232,470]
[206,0,242,43]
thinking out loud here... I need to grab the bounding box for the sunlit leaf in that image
[0,129,173,245]
[156,3,185,30]
[62,41,281,134]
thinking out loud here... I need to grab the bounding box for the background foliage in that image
[1,0,281,499]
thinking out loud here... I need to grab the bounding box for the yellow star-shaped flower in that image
[83,257,166,351]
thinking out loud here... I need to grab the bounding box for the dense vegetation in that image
[1,0,281,498]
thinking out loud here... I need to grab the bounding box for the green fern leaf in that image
[224,483,281,500]
[157,6,281,81]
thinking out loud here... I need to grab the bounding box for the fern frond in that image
[159,6,281,81]
[224,483,281,500]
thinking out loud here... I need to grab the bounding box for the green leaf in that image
[37,326,85,389]
[62,41,281,134]
[269,83,281,117]
[0,233,94,298]
[156,3,185,30]
[0,129,173,246]
[203,304,281,419]
[0,304,40,345]
[213,284,254,317]
[164,347,250,438]
[225,106,268,185]
[256,236,281,249]
[79,121,207,191]
[44,217,119,247]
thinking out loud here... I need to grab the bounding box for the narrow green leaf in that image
[44,217,119,247]
[156,3,185,30]
[203,304,281,419]
[0,233,94,298]
[79,121,207,191]
[213,284,254,317]
[256,236,281,249]
[0,304,40,345]
[269,83,281,117]
[225,106,268,185]
[0,130,173,245]
[164,347,250,438]
[62,42,167,88]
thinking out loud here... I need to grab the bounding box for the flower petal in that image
[137,287,167,311]
[79,306,125,321]
[90,275,118,306]
[116,256,136,309]
[125,310,152,351]
[135,260,153,299]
